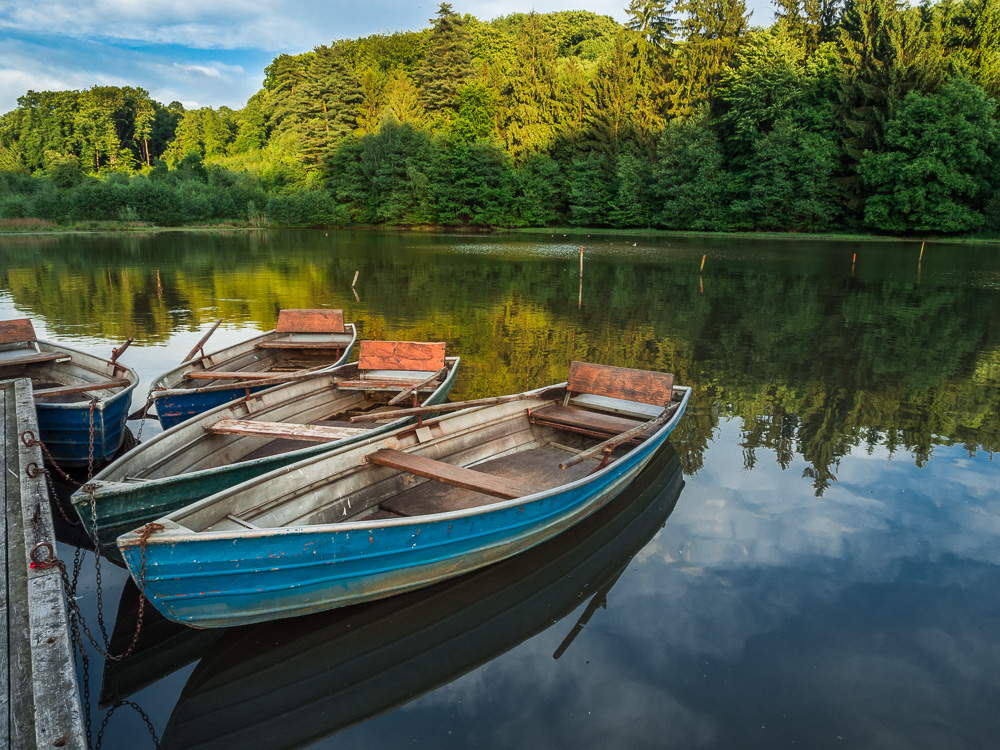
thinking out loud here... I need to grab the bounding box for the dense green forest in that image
[1,0,999,234]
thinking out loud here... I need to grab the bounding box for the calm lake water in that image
[2,229,999,749]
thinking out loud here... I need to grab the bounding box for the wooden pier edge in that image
[2,378,86,750]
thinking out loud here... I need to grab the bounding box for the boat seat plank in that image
[206,419,368,443]
[367,449,535,500]
[254,341,345,350]
[567,361,674,406]
[528,404,647,439]
[32,378,131,398]
[276,309,345,334]
[0,352,71,368]
[336,379,440,391]
[358,341,446,373]
[380,445,595,516]
[0,318,36,345]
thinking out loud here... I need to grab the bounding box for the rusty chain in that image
[20,430,77,484]
[49,522,164,663]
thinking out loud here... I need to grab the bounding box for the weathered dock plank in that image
[2,378,86,750]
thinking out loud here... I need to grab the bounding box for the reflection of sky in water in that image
[328,420,1000,749]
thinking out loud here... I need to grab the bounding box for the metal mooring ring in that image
[20,430,37,447]
[25,462,41,479]
[30,542,54,567]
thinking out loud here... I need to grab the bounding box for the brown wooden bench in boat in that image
[333,341,447,390]
[254,309,347,350]
[0,318,72,368]
[366,448,534,500]
[205,419,369,443]
[529,404,647,441]
[528,362,674,440]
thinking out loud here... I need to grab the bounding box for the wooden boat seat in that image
[254,341,345,350]
[254,309,348,350]
[565,361,674,406]
[528,404,648,441]
[0,351,71,368]
[367,449,534,500]
[336,380,440,391]
[206,419,369,443]
[0,318,38,345]
[338,340,448,391]
[32,379,131,399]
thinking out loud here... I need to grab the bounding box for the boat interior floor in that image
[377,443,602,518]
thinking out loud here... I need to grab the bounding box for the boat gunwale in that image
[119,384,691,546]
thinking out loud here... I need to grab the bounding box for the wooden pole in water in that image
[919,242,925,262]
[578,246,583,308]
[352,270,359,288]
[700,255,706,273]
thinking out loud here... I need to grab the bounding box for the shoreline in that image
[1,222,999,246]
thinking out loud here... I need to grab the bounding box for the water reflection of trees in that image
[2,234,997,494]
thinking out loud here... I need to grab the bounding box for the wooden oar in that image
[559,404,678,470]
[387,366,448,405]
[159,368,335,397]
[182,319,223,363]
[182,362,329,383]
[349,386,565,423]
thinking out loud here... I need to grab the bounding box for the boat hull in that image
[119,386,690,628]
[75,359,459,558]
[158,444,685,749]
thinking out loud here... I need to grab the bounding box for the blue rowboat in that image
[74,341,458,559]
[118,362,689,628]
[151,309,357,430]
[155,444,684,749]
[0,318,138,467]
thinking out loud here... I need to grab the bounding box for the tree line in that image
[1,0,999,234]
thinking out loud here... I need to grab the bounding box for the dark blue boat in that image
[119,362,690,628]
[150,309,357,430]
[0,318,137,468]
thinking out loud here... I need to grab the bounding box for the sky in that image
[0,0,775,116]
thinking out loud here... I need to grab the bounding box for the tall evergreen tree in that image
[625,0,677,47]
[296,45,363,165]
[381,72,427,126]
[837,0,939,215]
[495,12,563,161]
[419,3,475,119]
[669,0,752,116]
[773,0,842,53]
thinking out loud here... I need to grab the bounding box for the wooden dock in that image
[2,378,86,749]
